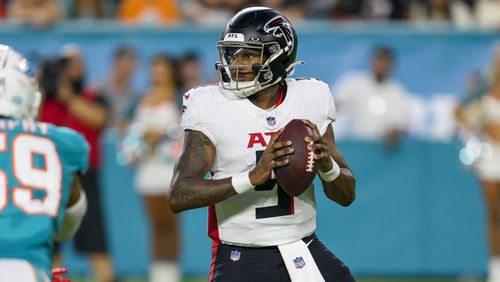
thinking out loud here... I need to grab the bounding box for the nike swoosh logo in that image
[306,239,313,247]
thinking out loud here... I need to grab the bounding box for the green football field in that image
[73,278,483,282]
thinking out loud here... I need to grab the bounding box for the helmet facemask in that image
[216,40,286,98]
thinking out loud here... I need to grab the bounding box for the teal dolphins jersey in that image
[0,118,89,274]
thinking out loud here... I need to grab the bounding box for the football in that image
[274,119,317,197]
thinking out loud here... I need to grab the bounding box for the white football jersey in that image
[181,78,336,247]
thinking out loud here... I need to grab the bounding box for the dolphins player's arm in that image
[54,173,87,241]
[168,130,237,213]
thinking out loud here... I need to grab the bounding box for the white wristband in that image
[54,189,87,241]
[231,171,255,194]
[318,157,341,182]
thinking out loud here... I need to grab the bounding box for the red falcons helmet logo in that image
[263,16,294,55]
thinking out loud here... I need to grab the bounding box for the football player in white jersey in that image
[169,7,357,282]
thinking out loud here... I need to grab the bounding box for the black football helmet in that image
[216,7,303,97]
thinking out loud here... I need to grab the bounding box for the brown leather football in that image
[274,119,317,197]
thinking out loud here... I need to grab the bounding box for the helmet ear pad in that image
[260,44,292,83]
[270,56,287,81]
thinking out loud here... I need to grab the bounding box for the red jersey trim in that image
[275,84,285,108]
[208,239,220,282]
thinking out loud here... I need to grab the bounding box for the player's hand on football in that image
[301,119,333,173]
[249,129,294,186]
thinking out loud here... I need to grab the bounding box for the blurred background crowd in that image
[1,0,499,281]
[0,0,499,28]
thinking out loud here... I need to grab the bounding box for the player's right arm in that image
[171,89,292,213]
[168,130,235,213]
[53,173,87,241]
[168,129,291,213]
[49,125,90,241]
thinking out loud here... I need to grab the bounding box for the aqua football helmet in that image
[0,45,41,119]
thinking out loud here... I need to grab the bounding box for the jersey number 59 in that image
[0,133,62,217]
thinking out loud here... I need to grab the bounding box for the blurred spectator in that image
[330,0,410,21]
[178,52,202,97]
[118,0,182,26]
[306,0,335,18]
[181,0,225,26]
[330,0,364,20]
[227,0,253,12]
[65,0,112,20]
[475,0,500,28]
[0,0,6,19]
[362,0,410,20]
[333,46,410,147]
[455,72,488,132]
[94,45,138,132]
[455,44,500,282]
[409,0,474,26]
[38,44,115,282]
[423,94,458,140]
[455,43,500,133]
[181,0,248,26]
[122,54,182,282]
[258,0,307,22]
[7,0,61,28]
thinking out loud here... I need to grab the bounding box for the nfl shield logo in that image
[293,257,306,269]
[266,116,276,126]
[230,250,241,262]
